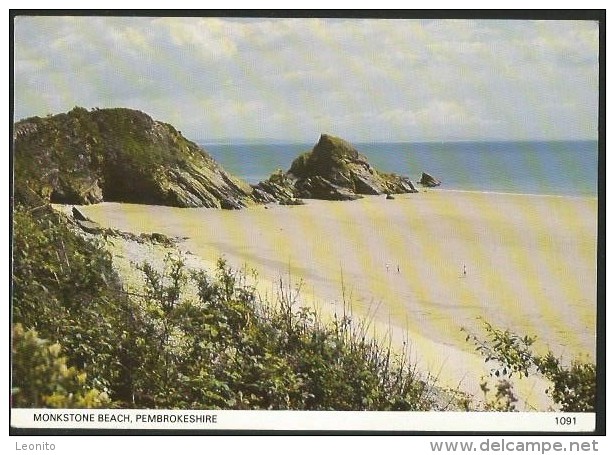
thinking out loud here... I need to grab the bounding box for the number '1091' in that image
[555,417,576,425]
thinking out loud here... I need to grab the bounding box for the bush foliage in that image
[12,324,110,408]
[12,207,432,410]
[12,206,138,403]
[464,321,596,412]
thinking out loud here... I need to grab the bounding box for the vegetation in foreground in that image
[12,205,434,410]
[11,204,596,411]
[464,322,596,412]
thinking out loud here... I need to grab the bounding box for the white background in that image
[3,1,611,453]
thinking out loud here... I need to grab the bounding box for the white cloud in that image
[13,16,599,141]
[155,18,239,60]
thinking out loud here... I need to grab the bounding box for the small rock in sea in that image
[420,172,442,187]
[386,193,395,200]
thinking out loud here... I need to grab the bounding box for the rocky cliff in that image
[254,134,418,201]
[13,107,255,209]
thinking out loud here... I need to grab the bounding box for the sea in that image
[199,140,599,198]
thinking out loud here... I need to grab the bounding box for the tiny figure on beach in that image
[386,263,390,273]
[397,265,400,273]
[463,264,467,277]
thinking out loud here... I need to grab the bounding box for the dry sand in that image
[72,190,597,410]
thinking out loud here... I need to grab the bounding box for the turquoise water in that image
[200,140,599,197]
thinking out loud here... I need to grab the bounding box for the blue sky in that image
[13,16,599,142]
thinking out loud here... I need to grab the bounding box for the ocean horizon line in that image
[197,138,598,146]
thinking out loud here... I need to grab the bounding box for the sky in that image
[13,16,599,142]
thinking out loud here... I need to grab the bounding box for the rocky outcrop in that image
[420,172,441,187]
[68,206,179,246]
[14,107,255,209]
[295,175,361,201]
[76,219,103,234]
[254,134,418,201]
[71,207,90,222]
[251,170,297,203]
[70,206,103,233]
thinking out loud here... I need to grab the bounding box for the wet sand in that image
[71,190,597,409]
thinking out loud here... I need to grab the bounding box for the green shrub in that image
[126,255,433,410]
[12,324,110,408]
[12,206,139,406]
[464,321,595,412]
[535,352,596,412]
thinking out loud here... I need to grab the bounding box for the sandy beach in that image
[72,190,597,410]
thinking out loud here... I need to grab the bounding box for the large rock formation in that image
[254,134,418,201]
[13,107,255,209]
